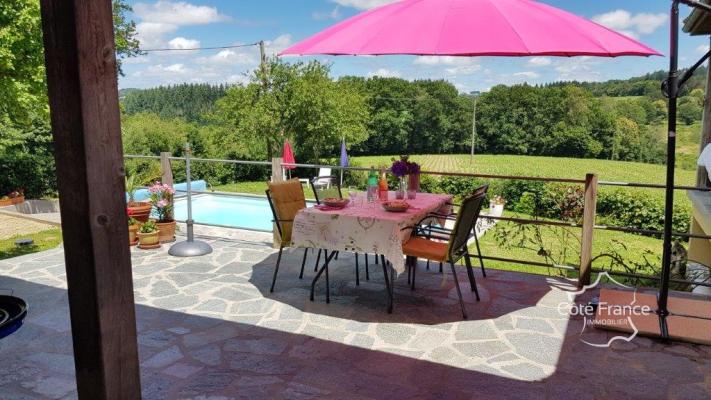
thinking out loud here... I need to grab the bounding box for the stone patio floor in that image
[0,227,710,399]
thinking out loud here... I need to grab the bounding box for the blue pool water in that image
[173,194,275,231]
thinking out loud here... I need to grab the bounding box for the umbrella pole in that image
[658,0,681,341]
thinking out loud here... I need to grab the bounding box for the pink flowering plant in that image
[148,182,175,223]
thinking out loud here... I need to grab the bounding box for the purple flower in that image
[391,160,409,177]
[408,162,420,175]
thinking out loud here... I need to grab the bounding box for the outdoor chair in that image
[402,185,489,319]
[309,176,373,285]
[299,167,332,188]
[266,179,313,293]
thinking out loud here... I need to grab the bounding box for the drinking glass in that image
[348,188,358,207]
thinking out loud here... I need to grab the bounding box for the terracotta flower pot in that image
[155,220,176,243]
[127,201,152,222]
[0,198,11,207]
[11,195,25,205]
[136,230,160,249]
[128,224,139,246]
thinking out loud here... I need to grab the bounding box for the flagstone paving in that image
[0,227,710,399]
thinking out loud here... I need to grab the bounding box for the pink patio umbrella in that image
[282,140,296,178]
[280,0,661,57]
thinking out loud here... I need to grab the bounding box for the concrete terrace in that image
[1,227,710,399]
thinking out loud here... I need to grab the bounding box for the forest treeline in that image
[119,61,705,167]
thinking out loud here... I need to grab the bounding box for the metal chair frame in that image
[404,186,489,319]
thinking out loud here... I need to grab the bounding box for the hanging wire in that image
[139,42,261,53]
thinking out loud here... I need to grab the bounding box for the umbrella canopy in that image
[282,140,296,170]
[340,138,349,168]
[281,0,660,57]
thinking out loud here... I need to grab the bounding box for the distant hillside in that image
[120,83,229,123]
[547,66,707,99]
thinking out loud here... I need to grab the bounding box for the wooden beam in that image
[579,173,598,288]
[161,152,174,187]
[39,1,141,399]
[699,36,711,189]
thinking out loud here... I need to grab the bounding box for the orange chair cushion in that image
[402,237,449,262]
[268,179,306,244]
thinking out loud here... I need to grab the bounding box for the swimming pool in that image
[173,194,284,231]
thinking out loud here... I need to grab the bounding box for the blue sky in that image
[119,0,711,92]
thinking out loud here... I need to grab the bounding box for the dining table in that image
[291,191,453,312]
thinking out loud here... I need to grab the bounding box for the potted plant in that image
[490,195,506,217]
[148,182,176,243]
[127,209,139,246]
[126,175,152,222]
[136,220,160,249]
[0,189,25,207]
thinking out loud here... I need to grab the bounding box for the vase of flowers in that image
[390,156,421,200]
[148,182,176,243]
[391,157,409,199]
[407,163,420,200]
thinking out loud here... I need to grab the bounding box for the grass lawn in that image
[0,228,63,261]
[472,211,662,279]
[213,181,268,196]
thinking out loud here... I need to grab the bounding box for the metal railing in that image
[124,153,711,289]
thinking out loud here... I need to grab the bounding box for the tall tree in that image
[214,59,368,163]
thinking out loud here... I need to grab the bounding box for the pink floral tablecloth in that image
[292,192,453,274]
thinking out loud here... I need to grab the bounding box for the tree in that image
[214,59,368,163]
[0,0,140,196]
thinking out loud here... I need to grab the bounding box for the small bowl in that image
[323,198,350,208]
[382,201,410,212]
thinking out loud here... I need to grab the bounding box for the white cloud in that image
[135,22,177,48]
[133,1,229,26]
[124,34,293,88]
[330,0,399,10]
[528,57,552,67]
[554,57,603,82]
[264,34,293,56]
[592,10,667,38]
[133,1,230,49]
[368,68,401,78]
[513,71,540,79]
[697,44,710,55]
[198,48,257,65]
[313,6,342,21]
[445,65,482,75]
[168,37,200,50]
[414,56,475,66]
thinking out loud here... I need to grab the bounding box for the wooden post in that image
[578,173,598,288]
[698,38,711,189]
[39,1,141,399]
[160,152,174,187]
[272,157,284,182]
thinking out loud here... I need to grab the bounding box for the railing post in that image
[272,157,284,182]
[579,173,598,288]
[160,152,173,187]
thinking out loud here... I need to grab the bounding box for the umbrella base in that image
[594,289,711,346]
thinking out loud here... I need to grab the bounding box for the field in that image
[353,154,697,186]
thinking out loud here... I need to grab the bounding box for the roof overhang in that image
[684,0,711,35]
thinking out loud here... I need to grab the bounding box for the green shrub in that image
[597,190,691,237]
[438,176,488,201]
